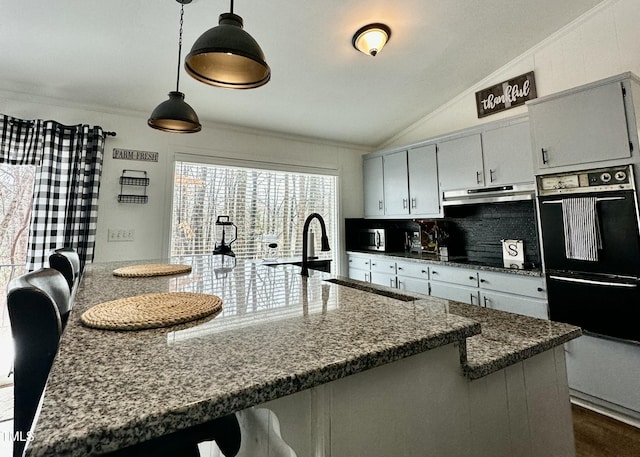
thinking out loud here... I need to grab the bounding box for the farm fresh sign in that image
[475,71,537,118]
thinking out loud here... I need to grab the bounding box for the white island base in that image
[199,342,575,457]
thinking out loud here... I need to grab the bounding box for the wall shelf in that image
[118,169,149,204]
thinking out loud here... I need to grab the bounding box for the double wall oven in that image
[537,165,640,343]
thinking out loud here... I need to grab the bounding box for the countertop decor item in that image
[112,263,192,277]
[148,0,201,133]
[185,0,271,89]
[80,292,222,330]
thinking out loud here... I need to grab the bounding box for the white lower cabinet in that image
[429,264,479,288]
[370,271,397,288]
[430,281,479,305]
[480,290,548,319]
[347,254,548,318]
[478,270,548,319]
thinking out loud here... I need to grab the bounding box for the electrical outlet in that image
[108,229,135,242]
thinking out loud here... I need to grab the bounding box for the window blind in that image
[170,161,338,260]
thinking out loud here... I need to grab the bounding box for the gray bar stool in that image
[7,268,70,457]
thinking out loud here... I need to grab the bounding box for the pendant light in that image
[352,23,392,57]
[184,0,270,89]
[148,0,201,133]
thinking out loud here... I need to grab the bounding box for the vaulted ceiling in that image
[0,0,605,147]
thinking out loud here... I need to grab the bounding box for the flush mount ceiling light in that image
[148,0,201,134]
[185,0,271,89]
[352,23,391,57]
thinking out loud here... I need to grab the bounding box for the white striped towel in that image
[561,197,602,261]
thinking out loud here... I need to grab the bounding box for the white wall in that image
[0,94,367,263]
[383,0,640,149]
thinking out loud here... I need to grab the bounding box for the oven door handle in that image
[549,275,638,288]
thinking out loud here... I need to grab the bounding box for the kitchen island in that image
[26,256,580,457]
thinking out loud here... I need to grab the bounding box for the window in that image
[170,160,338,261]
[0,163,35,384]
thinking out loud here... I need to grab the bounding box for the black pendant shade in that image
[185,10,270,89]
[148,91,201,133]
[148,0,201,133]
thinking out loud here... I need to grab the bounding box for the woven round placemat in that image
[113,263,192,278]
[80,292,222,330]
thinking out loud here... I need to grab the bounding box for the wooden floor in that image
[573,404,640,457]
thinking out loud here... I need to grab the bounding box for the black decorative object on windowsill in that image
[213,216,238,278]
[118,169,149,204]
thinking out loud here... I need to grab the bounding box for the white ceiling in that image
[0,0,605,147]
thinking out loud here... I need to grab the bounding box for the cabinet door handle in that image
[476,171,482,184]
[371,263,377,267]
[469,276,475,280]
[421,270,427,274]
[411,197,417,209]
[480,278,486,283]
[432,270,438,275]
[391,278,397,288]
[537,287,544,292]
[365,273,370,282]
[402,198,408,209]
[379,200,383,210]
[541,148,549,164]
[489,169,495,183]
[483,296,489,307]
[397,266,403,270]
[470,293,476,305]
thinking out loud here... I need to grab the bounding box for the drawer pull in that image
[396,266,402,270]
[480,279,486,283]
[541,148,549,164]
[371,263,377,266]
[469,276,475,281]
[537,287,544,292]
[421,270,427,274]
[432,271,438,275]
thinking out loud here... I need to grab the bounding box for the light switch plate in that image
[108,228,135,242]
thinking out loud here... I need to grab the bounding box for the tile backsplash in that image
[442,201,540,267]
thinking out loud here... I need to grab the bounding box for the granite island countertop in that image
[26,256,579,457]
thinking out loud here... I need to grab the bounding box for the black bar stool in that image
[48,247,81,297]
[7,268,70,457]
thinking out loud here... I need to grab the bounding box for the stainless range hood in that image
[442,183,535,206]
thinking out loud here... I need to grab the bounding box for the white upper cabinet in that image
[437,133,484,192]
[364,144,441,219]
[408,144,440,216]
[363,155,384,217]
[528,76,635,172]
[482,121,533,186]
[383,150,410,216]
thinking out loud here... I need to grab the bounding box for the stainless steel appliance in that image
[537,165,640,343]
[442,182,535,206]
[357,228,387,251]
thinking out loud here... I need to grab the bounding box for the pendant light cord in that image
[176,2,185,93]
[230,0,234,14]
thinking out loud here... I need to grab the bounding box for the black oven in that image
[537,165,640,343]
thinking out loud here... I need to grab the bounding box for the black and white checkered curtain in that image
[0,114,44,165]
[27,121,105,271]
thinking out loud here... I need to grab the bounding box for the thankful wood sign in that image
[475,71,537,118]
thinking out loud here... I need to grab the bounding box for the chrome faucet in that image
[301,213,330,277]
